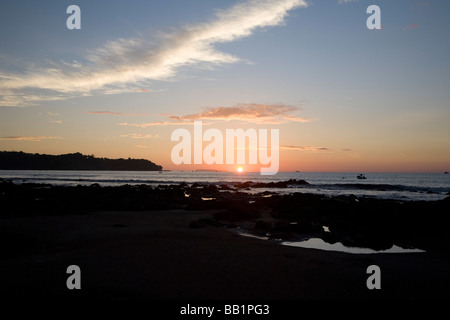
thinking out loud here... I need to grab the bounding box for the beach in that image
[2,209,450,301]
[1,181,450,302]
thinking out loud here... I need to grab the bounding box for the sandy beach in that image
[1,206,450,302]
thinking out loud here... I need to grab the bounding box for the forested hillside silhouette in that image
[0,151,162,171]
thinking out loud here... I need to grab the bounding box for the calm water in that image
[1,170,449,201]
[232,228,426,254]
[282,238,425,254]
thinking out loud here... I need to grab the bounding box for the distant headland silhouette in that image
[0,151,162,171]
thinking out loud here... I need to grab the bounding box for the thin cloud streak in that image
[120,134,160,139]
[0,136,63,141]
[118,121,194,127]
[0,0,307,107]
[281,145,330,152]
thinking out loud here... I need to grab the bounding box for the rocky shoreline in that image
[2,179,449,253]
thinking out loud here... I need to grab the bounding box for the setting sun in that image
[237,167,243,173]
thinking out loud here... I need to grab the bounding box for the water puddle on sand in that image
[232,228,425,254]
[282,238,426,254]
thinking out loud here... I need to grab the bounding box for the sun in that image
[237,167,243,173]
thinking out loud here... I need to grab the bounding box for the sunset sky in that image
[1,0,449,172]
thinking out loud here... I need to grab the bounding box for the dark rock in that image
[293,220,323,233]
[202,185,218,192]
[342,234,394,252]
[255,221,271,231]
[322,233,340,245]
[231,179,308,190]
[291,179,309,185]
[235,181,253,189]
[213,200,260,221]
[273,221,292,232]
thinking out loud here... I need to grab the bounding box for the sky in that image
[0,0,449,173]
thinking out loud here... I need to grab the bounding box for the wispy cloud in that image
[120,103,310,127]
[0,0,307,107]
[0,136,63,141]
[170,103,309,123]
[281,145,330,152]
[89,111,130,116]
[120,134,160,139]
[0,93,67,107]
[117,121,189,127]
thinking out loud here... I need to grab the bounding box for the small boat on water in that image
[445,171,449,174]
[357,174,367,180]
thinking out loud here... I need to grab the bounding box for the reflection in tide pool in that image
[282,238,426,254]
[234,229,426,254]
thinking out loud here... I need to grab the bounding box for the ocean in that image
[1,170,449,201]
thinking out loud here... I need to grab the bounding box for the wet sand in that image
[1,209,449,301]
